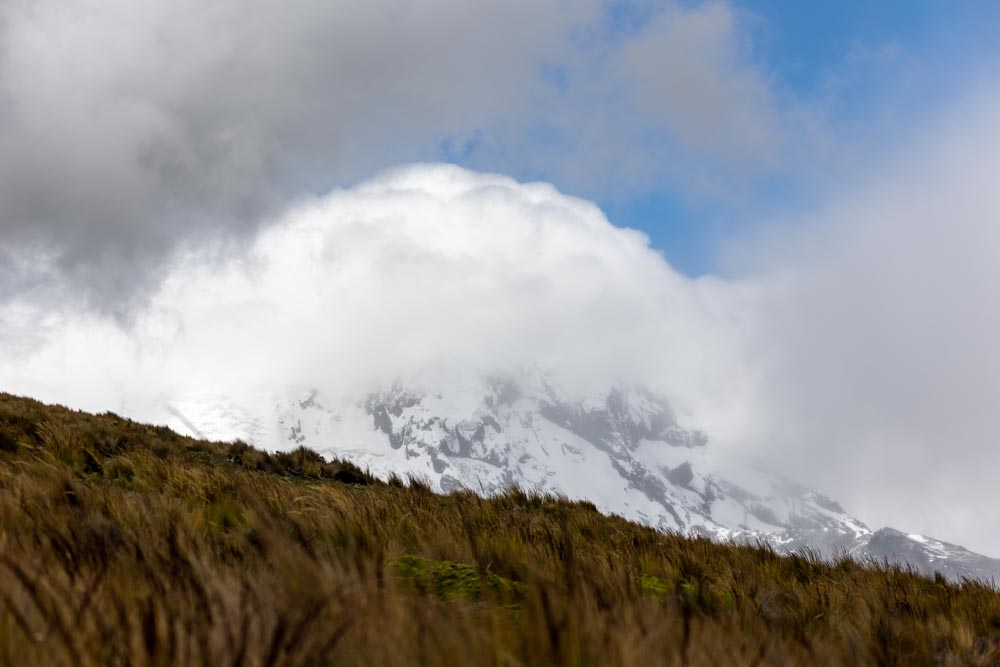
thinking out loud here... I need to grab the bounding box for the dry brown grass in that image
[1,392,999,666]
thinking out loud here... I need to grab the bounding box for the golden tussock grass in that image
[0,392,999,666]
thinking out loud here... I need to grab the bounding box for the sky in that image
[2,1,1000,555]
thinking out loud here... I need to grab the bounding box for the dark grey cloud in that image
[0,0,600,306]
[0,1,804,309]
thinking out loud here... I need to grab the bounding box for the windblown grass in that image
[0,392,998,665]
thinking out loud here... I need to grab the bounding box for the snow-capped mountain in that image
[166,369,1000,583]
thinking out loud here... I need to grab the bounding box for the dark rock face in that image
[665,462,694,487]
[538,387,698,457]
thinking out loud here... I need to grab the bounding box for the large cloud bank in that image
[0,164,754,437]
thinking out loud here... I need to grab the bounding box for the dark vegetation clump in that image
[0,392,999,665]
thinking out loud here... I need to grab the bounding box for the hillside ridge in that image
[1,391,999,666]
[163,371,1000,583]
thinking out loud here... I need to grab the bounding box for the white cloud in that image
[0,164,755,438]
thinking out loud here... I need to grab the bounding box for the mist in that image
[739,89,1000,557]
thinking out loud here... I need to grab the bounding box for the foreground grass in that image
[0,393,998,665]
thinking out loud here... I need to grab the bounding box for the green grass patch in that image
[389,554,524,603]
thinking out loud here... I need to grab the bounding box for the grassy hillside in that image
[0,392,998,666]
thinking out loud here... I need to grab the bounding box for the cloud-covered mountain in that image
[5,160,1000,564]
[166,368,1000,584]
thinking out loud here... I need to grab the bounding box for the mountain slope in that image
[166,369,1000,583]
